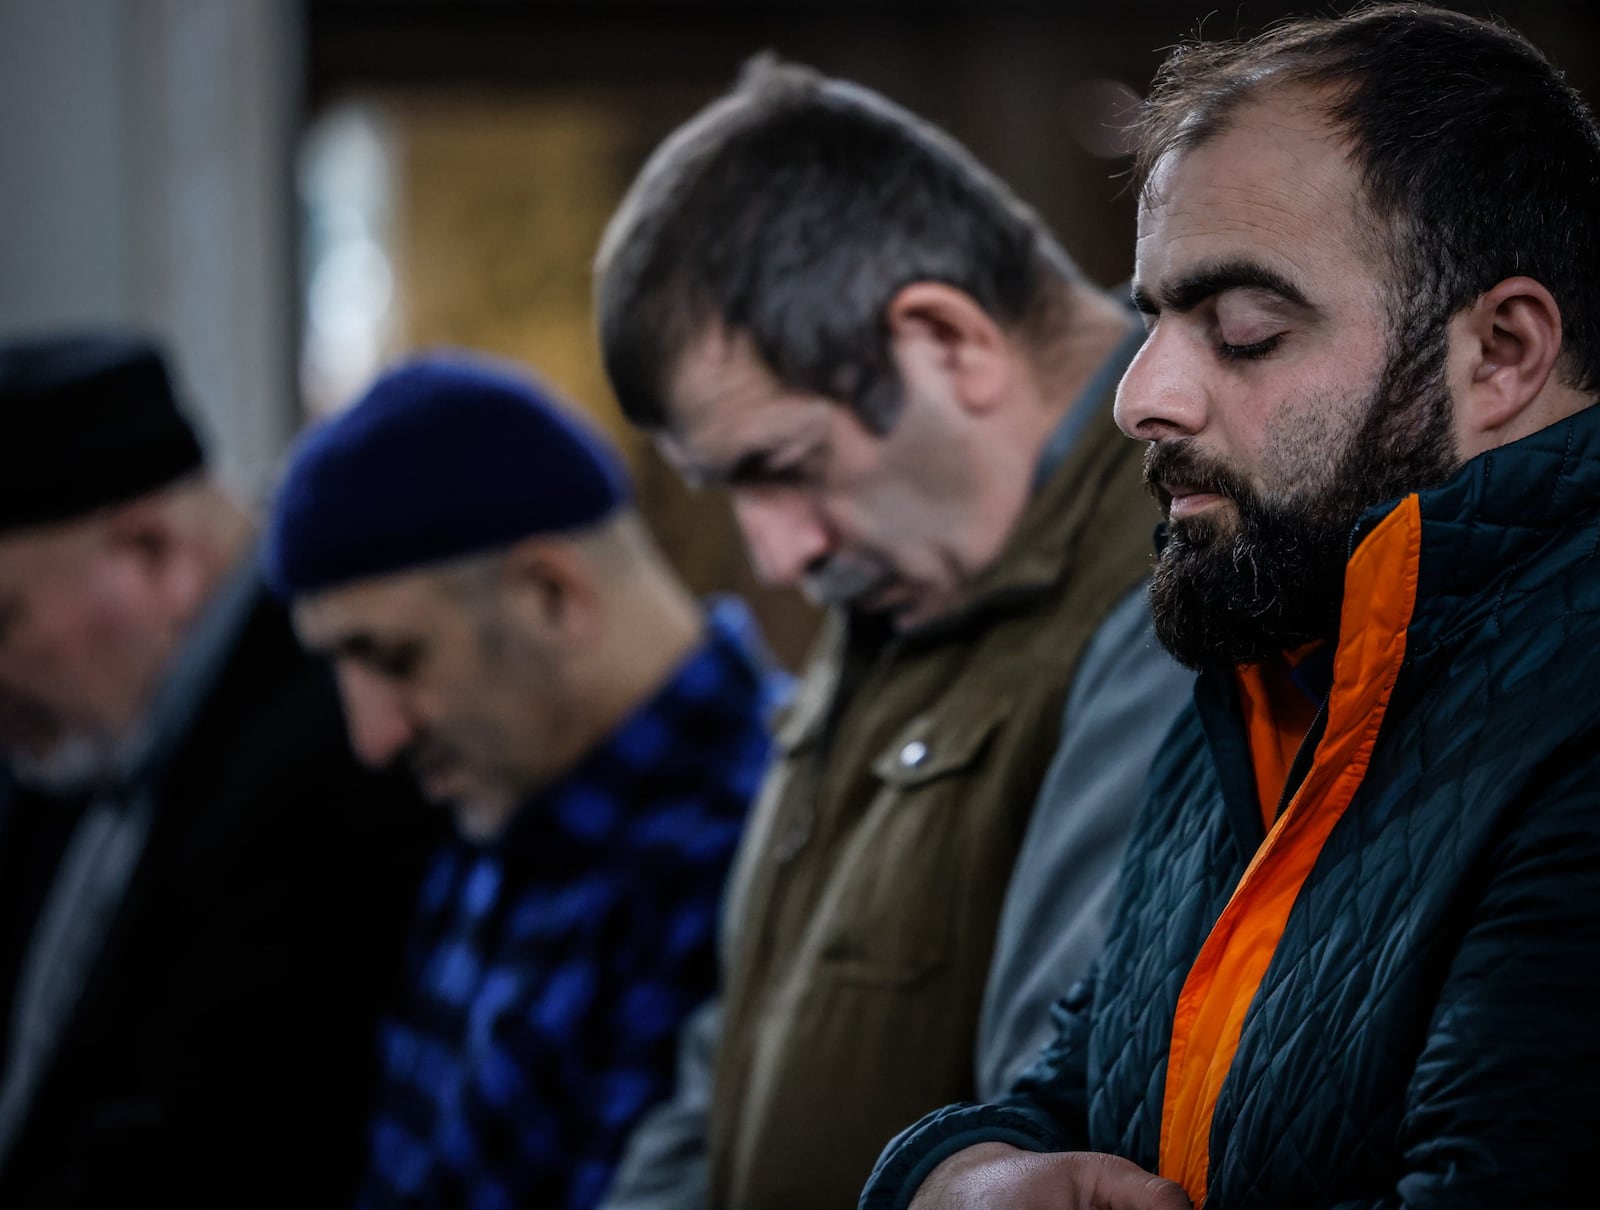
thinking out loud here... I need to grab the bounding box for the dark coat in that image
[0,778,87,1062]
[0,580,434,1209]
[864,407,1600,1208]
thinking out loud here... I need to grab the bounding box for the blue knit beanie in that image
[263,352,631,597]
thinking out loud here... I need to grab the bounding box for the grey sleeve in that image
[975,583,1194,1100]
[597,997,719,1210]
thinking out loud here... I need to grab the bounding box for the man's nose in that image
[730,488,834,587]
[1114,325,1211,441]
[335,664,420,770]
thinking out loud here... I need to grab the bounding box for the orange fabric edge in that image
[1158,494,1422,1204]
[1235,658,1323,832]
[1235,666,1289,833]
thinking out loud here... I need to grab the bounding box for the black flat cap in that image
[0,333,206,533]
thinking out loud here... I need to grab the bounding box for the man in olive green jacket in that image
[593,60,1191,1209]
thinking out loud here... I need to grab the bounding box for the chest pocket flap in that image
[870,695,1014,789]
[808,694,1016,988]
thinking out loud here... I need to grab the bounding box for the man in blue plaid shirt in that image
[263,352,787,1210]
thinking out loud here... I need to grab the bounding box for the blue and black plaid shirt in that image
[358,598,787,1210]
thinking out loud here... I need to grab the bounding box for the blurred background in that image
[3,0,1595,666]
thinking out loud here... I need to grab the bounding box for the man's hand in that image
[907,1143,1192,1209]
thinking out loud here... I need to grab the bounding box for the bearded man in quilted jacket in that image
[862,5,1600,1208]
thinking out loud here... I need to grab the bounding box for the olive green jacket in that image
[706,406,1160,1209]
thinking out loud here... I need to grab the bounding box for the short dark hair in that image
[595,57,1081,433]
[1135,2,1600,395]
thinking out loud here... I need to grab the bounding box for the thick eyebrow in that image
[682,445,795,490]
[657,432,746,490]
[720,448,790,488]
[1131,259,1312,316]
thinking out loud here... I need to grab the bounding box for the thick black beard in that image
[1147,339,1460,671]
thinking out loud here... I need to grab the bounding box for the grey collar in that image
[1031,320,1146,494]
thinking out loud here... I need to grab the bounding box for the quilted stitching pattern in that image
[862,407,1600,1210]
[1101,414,1600,1207]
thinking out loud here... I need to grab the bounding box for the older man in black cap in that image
[264,350,785,1210]
[0,332,430,1209]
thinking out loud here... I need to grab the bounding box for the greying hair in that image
[595,57,1081,434]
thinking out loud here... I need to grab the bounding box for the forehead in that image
[659,326,835,483]
[1137,93,1382,297]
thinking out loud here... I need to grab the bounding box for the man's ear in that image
[884,282,1013,417]
[1450,276,1565,458]
[500,535,602,646]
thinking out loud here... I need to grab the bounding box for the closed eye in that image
[327,635,425,682]
[1217,335,1284,361]
[370,645,423,681]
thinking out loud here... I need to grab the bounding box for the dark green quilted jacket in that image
[864,404,1600,1209]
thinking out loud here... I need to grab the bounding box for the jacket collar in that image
[895,340,1147,649]
[1351,401,1600,659]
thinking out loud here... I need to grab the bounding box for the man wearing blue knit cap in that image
[264,350,786,1210]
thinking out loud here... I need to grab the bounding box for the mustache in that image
[1142,439,1257,514]
[801,553,892,609]
[404,736,460,781]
